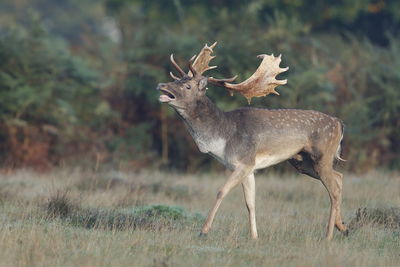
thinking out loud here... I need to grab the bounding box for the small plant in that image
[349,207,400,231]
[46,190,75,218]
[134,205,185,220]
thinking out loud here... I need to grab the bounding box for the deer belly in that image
[255,150,296,170]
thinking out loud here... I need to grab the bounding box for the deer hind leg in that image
[242,173,258,239]
[200,165,254,236]
[333,170,348,235]
[314,157,346,240]
[318,167,337,240]
[292,144,347,239]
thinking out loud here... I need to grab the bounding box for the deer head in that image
[157,42,289,107]
[157,43,216,110]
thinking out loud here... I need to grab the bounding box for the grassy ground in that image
[0,169,399,266]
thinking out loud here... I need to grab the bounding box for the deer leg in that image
[317,165,341,240]
[242,173,258,239]
[201,165,254,235]
[333,171,348,235]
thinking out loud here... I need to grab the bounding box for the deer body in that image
[177,95,343,171]
[158,43,348,240]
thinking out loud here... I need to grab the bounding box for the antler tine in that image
[209,41,217,49]
[169,71,180,81]
[170,54,186,77]
[209,54,289,103]
[208,75,238,86]
[188,54,197,77]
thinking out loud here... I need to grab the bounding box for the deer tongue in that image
[159,94,173,102]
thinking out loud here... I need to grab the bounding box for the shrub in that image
[45,199,204,231]
[349,207,400,231]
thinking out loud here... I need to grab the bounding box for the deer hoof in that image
[343,229,349,237]
[198,232,208,238]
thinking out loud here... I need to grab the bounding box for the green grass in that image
[0,169,399,266]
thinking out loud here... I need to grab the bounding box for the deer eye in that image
[185,84,191,90]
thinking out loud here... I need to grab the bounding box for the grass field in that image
[0,169,399,266]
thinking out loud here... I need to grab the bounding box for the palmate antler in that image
[169,42,218,80]
[189,42,218,77]
[208,54,288,103]
[170,42,289,103]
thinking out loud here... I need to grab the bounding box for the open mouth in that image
[159,89,176,102]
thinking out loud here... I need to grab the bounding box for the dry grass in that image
[0,169,399,266]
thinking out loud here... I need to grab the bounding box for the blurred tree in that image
[0,0,399,171]
[0,15,114,168]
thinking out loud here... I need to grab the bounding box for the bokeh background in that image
[1,0,399,173]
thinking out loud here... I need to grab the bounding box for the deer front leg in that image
[242,173,258,239]
[200,165,254,236]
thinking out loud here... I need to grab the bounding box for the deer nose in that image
[157,83,167,90]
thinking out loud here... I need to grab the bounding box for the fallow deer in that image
[157,42,348,240]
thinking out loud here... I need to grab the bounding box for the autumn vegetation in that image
[1,0,400,172]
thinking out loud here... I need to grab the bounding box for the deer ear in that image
[198,77,208,91]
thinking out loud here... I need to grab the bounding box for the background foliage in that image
[0,0,399,172]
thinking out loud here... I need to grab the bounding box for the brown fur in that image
[157,71,347,240]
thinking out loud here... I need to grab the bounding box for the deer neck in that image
[174,96,231,155]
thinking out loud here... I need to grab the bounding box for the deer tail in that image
[335,120,346,162]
